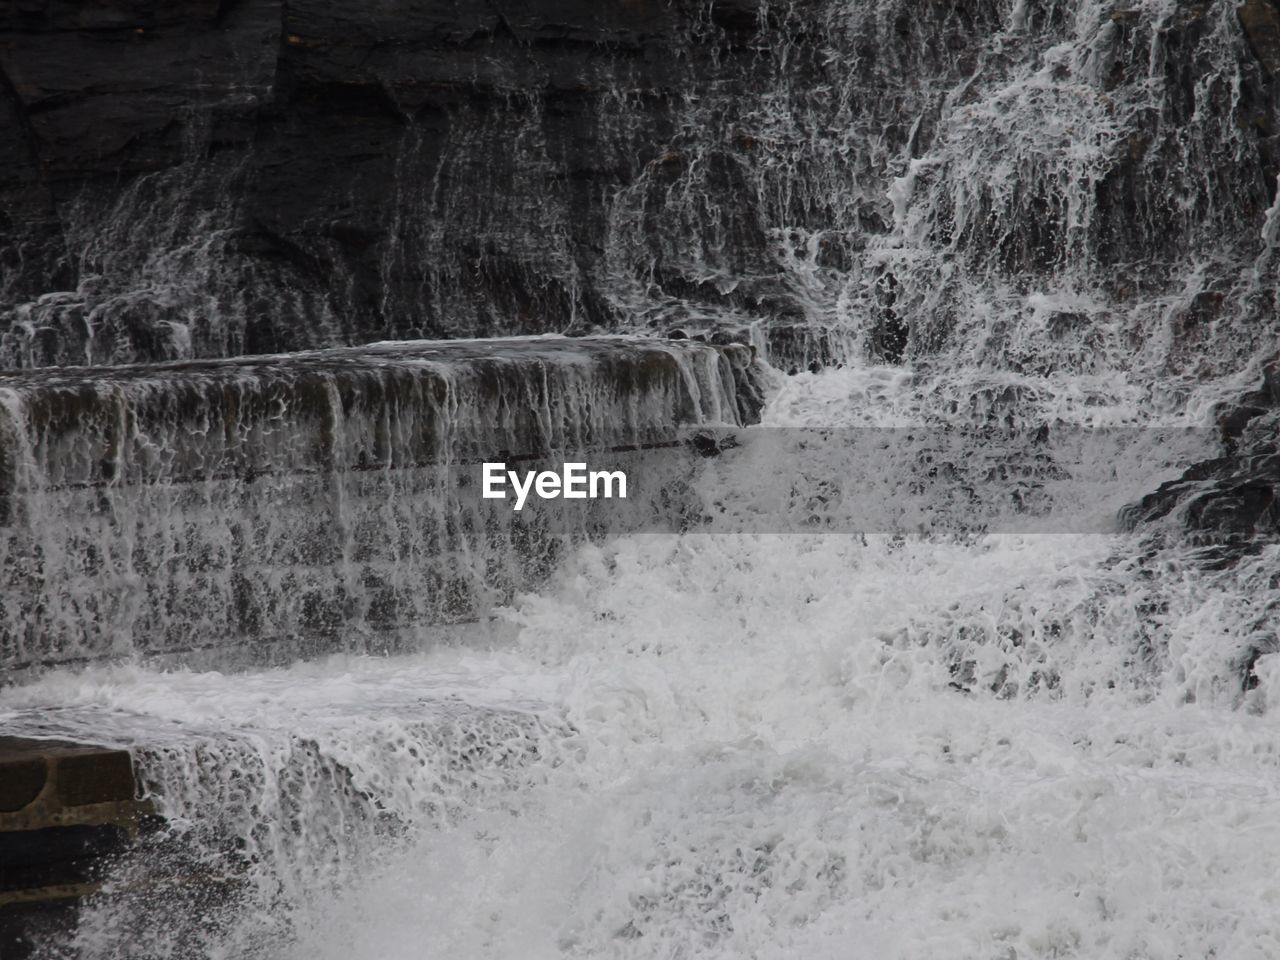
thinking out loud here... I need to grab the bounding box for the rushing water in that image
[5,357,1280,958]
[4,0,1280,957]
[0,337,760,674]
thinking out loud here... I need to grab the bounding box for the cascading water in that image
[3,0,1280,958]
[0,337,760,674]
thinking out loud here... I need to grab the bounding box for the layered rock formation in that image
[5,1,1280,552]
[0,0,810,365]
[3,1,1278,371]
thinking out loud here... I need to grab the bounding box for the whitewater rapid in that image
[4,362,1279,960]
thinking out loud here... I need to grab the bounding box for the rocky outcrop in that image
[1124,356,1280,552]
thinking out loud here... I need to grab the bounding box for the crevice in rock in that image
[0,60,40,170]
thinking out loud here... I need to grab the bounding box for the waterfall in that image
[4,2,1276,384]
[2,1,1280,959]
[0,338,763,674]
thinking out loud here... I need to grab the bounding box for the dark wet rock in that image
[1126,451,1280,539]
[0,736,153,956]
[867,270,907,363]
[1181,464,1280,537]
[707,328,749,348]
[1124,357,1280,550]
[1240,0,1280,78]
[1,0,1277,371]
[763,323,857,374]
[1219,356,1280,447]
[685,430,740,458]
[0,0,826,367]
[1243,634,1280,690]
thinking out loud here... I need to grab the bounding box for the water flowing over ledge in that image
[4,0,1279,379]
[0,336,767,675]
[3,0,1280,957]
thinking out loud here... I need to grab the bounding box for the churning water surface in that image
[5,0,1280,954]
[5,361,1279,960]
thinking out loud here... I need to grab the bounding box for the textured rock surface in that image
[1126,355,1280,549]
[0,0,807,365]
[1239,0,1280,77]
[0,737,146,905]
[0,736,154,960]
[2,1,1276,369]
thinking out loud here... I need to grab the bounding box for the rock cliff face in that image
[2,0,1280,371]
[0,0,808,365]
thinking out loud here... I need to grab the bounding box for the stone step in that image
[0,736,151,958]
[0,336,767,674]
[0,336,763,495]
